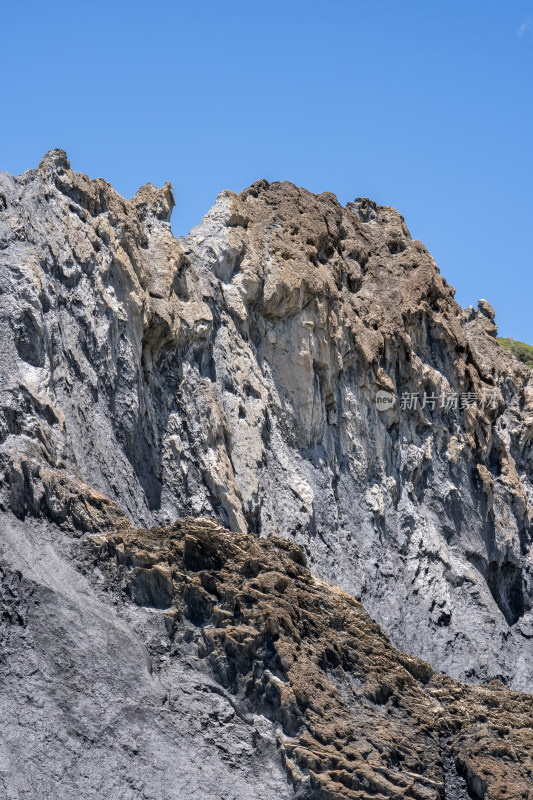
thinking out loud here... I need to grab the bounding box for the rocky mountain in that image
[0,151,532,799]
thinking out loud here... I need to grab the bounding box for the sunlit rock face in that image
[1,151,532,692]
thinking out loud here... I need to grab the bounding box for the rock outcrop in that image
[2,511,532,799]
[89,517,533,800]
[1,150,532,698]
[0,513,294,800]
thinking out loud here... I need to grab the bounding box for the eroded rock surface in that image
[2,512,532,799]
[1,151,533,692]
[85,517,533,799]
[0,514,293,800]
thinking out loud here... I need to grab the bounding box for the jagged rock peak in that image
[0,153,532,695]
[38,147,71,174]
[33,148,175,221]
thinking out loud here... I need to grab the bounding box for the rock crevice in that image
[1,152,532,690]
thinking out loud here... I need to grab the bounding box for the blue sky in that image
[2,1,532,341]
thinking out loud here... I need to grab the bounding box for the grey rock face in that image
[0,151,532,692]
[0,514,293,800]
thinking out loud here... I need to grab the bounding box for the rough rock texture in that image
[0,514,294,800]
[88,517,533,800]
[1,151,533,694]
[4,513,533,800]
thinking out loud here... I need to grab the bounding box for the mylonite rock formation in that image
[1,150,532,697]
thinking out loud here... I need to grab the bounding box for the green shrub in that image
[497,337,533,368]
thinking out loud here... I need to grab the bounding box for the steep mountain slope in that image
[1,511,532,800]
[92,516,533,800]
[0,151,532,694]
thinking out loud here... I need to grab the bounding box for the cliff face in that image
[2,512,533,800]
[1,151,533,694]
[2,151,533,799]
[86,517,533,800]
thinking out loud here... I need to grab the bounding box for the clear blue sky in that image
[2,1,532,341]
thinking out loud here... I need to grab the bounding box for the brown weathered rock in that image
[1,151,532,691]
[88,517,533,800]
[1,151,533,798]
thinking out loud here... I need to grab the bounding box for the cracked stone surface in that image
[0,150,532,698]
